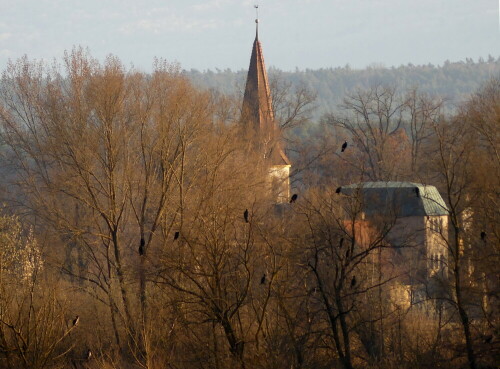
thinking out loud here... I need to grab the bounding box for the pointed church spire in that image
[242,10,290,165]
[241,8,291,203]
[241,26,273,135]
[242,10,289,164]
[241,11,290,166]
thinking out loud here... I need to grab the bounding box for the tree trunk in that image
[452,222,477,369]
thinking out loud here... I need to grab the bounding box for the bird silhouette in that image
[335,187,342,194]
[341,141,348,152]
[339,237,344,248]
[72,315,79,327]
[350,276,356,288]
[480,231,486,241]
[260,274,266,284]
[290,194,298,203]
[173,231,180,241]
[139,238,145,256]
[244,209,249,223]
[415,187,420,198]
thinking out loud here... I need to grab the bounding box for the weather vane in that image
[254,4,259,36]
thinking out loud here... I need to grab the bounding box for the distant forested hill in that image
[184,56,500,121]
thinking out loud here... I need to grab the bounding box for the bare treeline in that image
[0,50,498,369]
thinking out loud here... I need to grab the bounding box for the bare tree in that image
[404,88,443,174]
[152,122,286,368]
[423,78,500,369]
[0,212,76,369]
[268,71,316,132]
[0,50,213,365]
[325,85,443,182]
[427,116,479,369]
[288,187,398,369]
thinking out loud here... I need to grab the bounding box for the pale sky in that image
[0,0,498,72]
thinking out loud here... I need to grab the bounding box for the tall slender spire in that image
[241,28,273,134]
[241,9,290,166]
[241,7,291,203]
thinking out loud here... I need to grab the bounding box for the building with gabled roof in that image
[340,181,449,306]
[340,182,448,218]
[241,19,291,203]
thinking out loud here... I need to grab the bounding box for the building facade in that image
[341,182,449,307]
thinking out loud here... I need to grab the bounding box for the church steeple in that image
[241,20,274,138]
[241,11,291,204]
[241,15,290,166]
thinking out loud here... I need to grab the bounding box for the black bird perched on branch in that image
[481,231,486,241]
[341,141,348,152]
[139,238,145,256]
[351,276,356,288]
[335,187,342,194]
[244,209,249,223]
[260,274,266,284]
[415,187,420,198]
[339,237,344,248]
[173,231,180,241]
[290,194,298,203]
[72,315,79,327]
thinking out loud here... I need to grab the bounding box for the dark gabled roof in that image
[340,182,449,217]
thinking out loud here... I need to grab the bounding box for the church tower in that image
[241,15,291,204]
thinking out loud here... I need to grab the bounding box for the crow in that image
[173,231,180,241]
[260,274,266,284]
[341,141,348,152]
[350,276,356,288]
[139,238,145,256]
[339,237,344,248]
[415,187,420,198]
[290,194,298,203]
[335,187,342,194]
[244,209,249,223]
[481,231,486,241]
[72,315,79,327]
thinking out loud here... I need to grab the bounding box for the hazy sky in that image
[0,0,498,72]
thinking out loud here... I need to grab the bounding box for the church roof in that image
[241,25,290,166]
[340,182,449,217]
[242,30,274,132]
